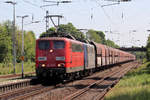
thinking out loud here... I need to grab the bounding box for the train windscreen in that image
[53,40,65,49]
[38,40,50,50]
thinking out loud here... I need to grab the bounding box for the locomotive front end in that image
[36,38,67,79]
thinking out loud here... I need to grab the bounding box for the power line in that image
[23,0,39,7]
[22,0,46,11]
[94,0,114,24]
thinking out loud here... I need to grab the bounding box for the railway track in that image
[64,61,140,100]
[0,80,63,100]
[0,61,140,100]
[28,61,140,100]
[0,72,35,79]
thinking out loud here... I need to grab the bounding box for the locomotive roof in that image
[37,37,69,41]
[37,37,135,57]
[37,37,92,46]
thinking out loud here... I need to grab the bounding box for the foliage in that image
[146,35,150,61]
[58,23,86,40]
[105,39,119,48]
[132,51,146,60]
[40,27,56,37]
[95,31,106,44]
[40,22,119,47]
[0,21,36,63]
[0,21,12,63]
[0,62,35,75]
[105,62,150,100]
[86,29,102,43]
[24,31,36,62]
[15,30,22,62]
[40,23,86,41]
[86,29,119,48]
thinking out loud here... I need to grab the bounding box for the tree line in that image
[0,21,119,64]
[41,23,119,48]
[0,21,36,63]
[146,35,150,61]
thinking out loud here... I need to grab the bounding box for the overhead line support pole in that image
[46,11,49,33]
[17,15,28,79]
[5,1,17,74]
[13,2,16,74]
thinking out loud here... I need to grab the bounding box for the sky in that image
[0,0,150,47]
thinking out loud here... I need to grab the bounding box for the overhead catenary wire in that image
[20,0,48,29]
[94,0,115,24]
[22,0,46,11]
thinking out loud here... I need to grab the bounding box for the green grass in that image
[0,62,35,75]
[105,62,150,100]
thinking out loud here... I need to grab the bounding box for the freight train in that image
[35,37,135,79]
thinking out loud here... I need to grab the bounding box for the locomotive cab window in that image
[38,40,50,50]
[53,40,65,49]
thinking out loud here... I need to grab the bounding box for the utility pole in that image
[41,1,71,33]
[46,11,49,33]
[49,15,63,32]
[17,15,29,79]
[45,12,63,33]
[5,1,17,74]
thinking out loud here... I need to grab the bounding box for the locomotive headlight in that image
[58,64,61,67]
[50,49,53,53]
[57,63,65,67]
[42,64,46,67]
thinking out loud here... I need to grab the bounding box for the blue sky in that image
[0,0,150,47]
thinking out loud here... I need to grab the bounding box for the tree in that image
[105,39,119,48]
[24,31,36,62]
[0,20,36,63]
[40,27,56,37]
[58,23,86,40]
[40,23,119,48]
[0,21,12,63]
[96,31,106,44]
[146,35,150,61]
[40,23,86,41]
[86,29,102,43]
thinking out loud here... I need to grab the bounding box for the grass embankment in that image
[0,62,35,75]
[105,62,150,100]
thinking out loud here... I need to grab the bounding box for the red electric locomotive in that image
[36,37,95,79]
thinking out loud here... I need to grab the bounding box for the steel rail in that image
[0,61,139,100]
[1,80,63,100]
[63,61,138,100]
[0,85,43,100]
[94,62,140,100]
[0,72,35,78]
[10,83,65,100]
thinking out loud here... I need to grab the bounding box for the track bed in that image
[0,61,140,100]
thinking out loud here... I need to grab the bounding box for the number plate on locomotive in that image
[56,57,65,61]
[38,57,47,61]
